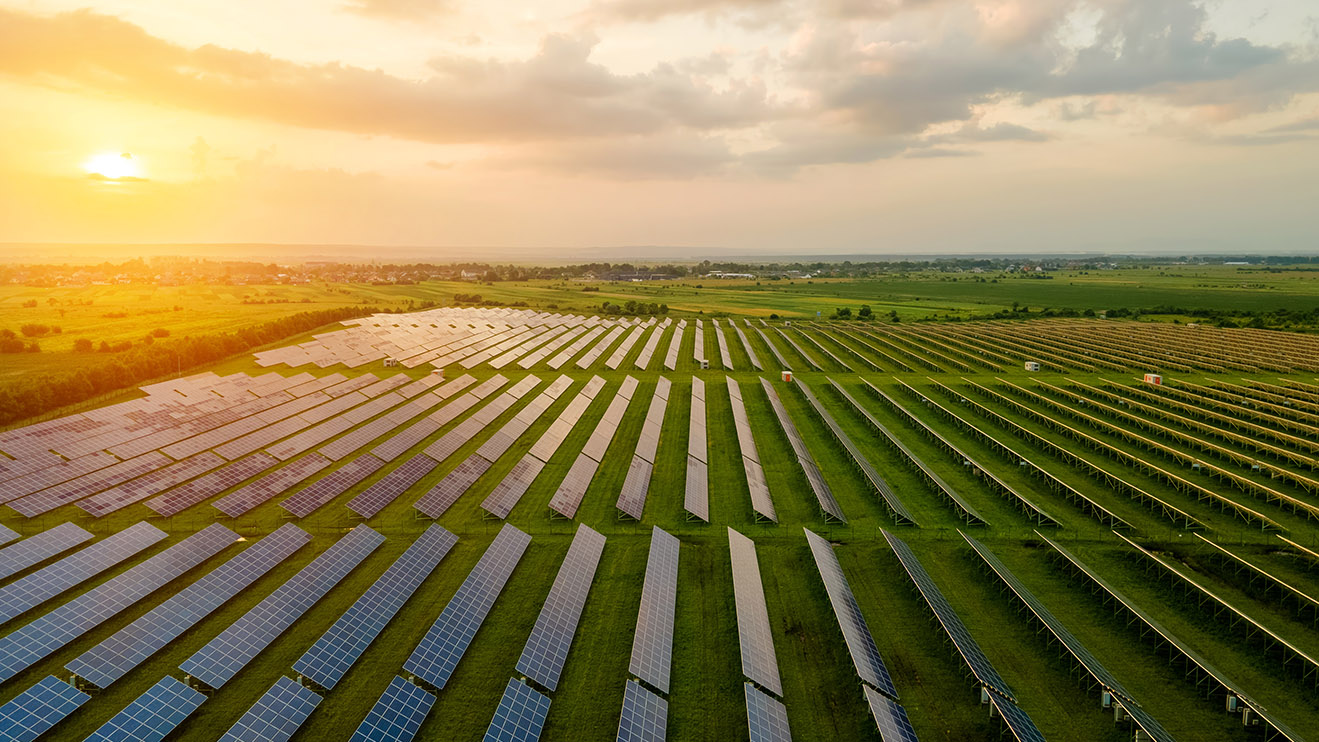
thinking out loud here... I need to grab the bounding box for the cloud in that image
[904,147,978,158]
[0,9,779,146]
[589,0,782,24]
[1266,116,1319,133]
[342,0,454,22]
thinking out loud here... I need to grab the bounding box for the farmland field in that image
[1,289,1318,742]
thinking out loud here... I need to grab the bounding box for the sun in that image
[83,152,141,180]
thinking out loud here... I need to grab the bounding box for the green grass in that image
[3,299,1319,740]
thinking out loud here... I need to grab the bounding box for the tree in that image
[858,304,873,319]
[833,307,852,319]
[74,338,93,352]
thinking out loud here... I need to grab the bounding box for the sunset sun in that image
[83,151,140,180]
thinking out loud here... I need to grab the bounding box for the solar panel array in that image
[548,326,604,369]
[144,452,279,517]
[627,527,680,694]
[744,682,791,742]
[179,524,384,689]
[803,528,898,697]
[663,321,686,371]
[0,522,92,582]
[281,454,385,518]
[515,525,605,691]
[218,676,322,742]
[476,376,580,518]
[348,675,436,742]
[294,524,459,690]
[712,319,733,370]
[727,380,776,522]
[882,530,1016,702]
[685,377,709,521]
[0,521,166,625]
[84,676,206,742]
[0,675,88,742]
[76,451,228,517]
[346,453,439,518]
[412,456,493,518]
[862,686,919,742]
[214,453,333,517]
[9,451,172,517]
[372,375,507,462]
[404,524,531,689]
[616,679,668,742]
[0,523,238,684]
[483,678,551,742]
[617,378,671,519]
[759,379,847,523]
[728,528,783,696]
[606,325,646,370]
[0,451,118,506]
[548,377,638,518]
[421,375,542,464]
[322,375,476,461]
[66,523,312,690]
[577,326,624,369]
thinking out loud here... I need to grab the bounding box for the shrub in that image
[74,338,93,352]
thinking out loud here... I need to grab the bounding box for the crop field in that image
[1,305,1318,742]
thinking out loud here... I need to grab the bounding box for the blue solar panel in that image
[627,527,680,694]
[66,523,312,689]
[728,528,782,697]
[404,524,531,689]
[483,678,551,742]
[862,686,919,742]
[515,525,605,691]
[0,675,88,742]
[348,675,435,742]
[0,525,18,546]
[744,683,791,742]
[988,692,1047,742]
[294,525,459,690]
[84,676,206,742]
[616,679,667,742]
[0,523,238,684]
[218,676,322,742]
[0,522,93,582]
[179,524,384,689]
[0,521,166,625]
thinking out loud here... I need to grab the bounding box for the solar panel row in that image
[294,524,459,690]
[0,521,167,625]
[480,456,546,519]
[84,676,207,742]
[731,323,763,371]
[616,679,668,742]
[744,683,791,742]
[8,451,172,517]
[0,675,88,742]
[726,380,775,523]
[483,678,551,742]
[213,453,333,518]
[324,375,477,461]
[347,453,439,518]
[66,523,312,689]
[545,453,600,520]
[628,527,680,694]
[759,379,847,523]
[515,525,605,691]
[372,376,508,462]
[412,455,493,519]
[218,675,322,742]
[76,452,228,518]
[348,675,436,742]
[728,528,783,696]
[662,322,685,371]
[685,378,709,521]
[606,326,646,370]
[144,452,280,518]
[712,319,733,370]
[0,451,119,505]
[179,524,384,690]
[404,524,531,689]
[281,454,386,518]
[0,523,239,684]
[0,522,93,582]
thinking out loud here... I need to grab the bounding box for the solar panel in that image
[85,676,207,742]
[404,524,531,689]
[0,675,88,742]
[294,525,459,690]
[728,528,782,696]
[628,527,680,694]
[803,528,898,697]
[683,456,709,522]
[347,453,439,518]
[348,676,435,742]
[411,455,493,518]
[483,678,551,742]
[616,679,667,742]
[142,453,278,518]
[726,380,776,523]
[218,676,322,742]
[744,683,791,742]
[546,454,599,519]
[0,520,167,625]
[0,524,16,546]
[515,525,605,691]
[0,522,93,582]
[862,686,919,742]
[759,379,847,523]
[615,455,654,520]
[987,692,1046,742]
[66,523,312,690]
[481,456,546,519]
[882,530,1015,702]
[213,453,332,517]
[0,523,238,684]
[281,454,385,518]
[179,524,384,690]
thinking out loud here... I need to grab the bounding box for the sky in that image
[0,0,1317,257]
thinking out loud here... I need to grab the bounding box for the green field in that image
[1,282,1318,741]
